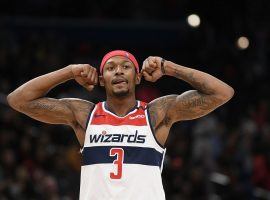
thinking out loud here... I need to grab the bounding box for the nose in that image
[115,65,124,74]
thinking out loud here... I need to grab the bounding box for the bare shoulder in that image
[60,98,95,129]
[147,95,178,146]
[58,98,95,147]
[148,95,177,129]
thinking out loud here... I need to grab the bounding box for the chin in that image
[112,89,129,97]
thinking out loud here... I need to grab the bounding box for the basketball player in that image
[7,50,234,199]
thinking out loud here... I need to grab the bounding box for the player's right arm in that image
[7,65,98,144]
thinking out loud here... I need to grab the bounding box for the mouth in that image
[112,78,128,85]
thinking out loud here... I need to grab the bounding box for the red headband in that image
[100,50,139,74]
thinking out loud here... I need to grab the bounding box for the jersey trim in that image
[81,105,98,151]
[82,146,163,167]
[91,101,147,126]
[85,104,97,130]
[145,108,165,150]
[102,101,140,118]
[160,149,166,172]
[91,116,147,126]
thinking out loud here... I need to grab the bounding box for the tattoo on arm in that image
[174,90,220,121]
[149,107,158,128]
[25,98,69,114]
[166,64,233,122]
[147,91,222,147]
[27,99,60,114]
[148,96,176,129]
[174,70,214,95]
[148,65,233,125]
[180,91,207,107]
[20,98,78,125]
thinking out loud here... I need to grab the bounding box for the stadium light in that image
[187,14,201,28]
[237,36,249,50]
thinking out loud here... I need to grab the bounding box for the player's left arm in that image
[143,56,234,129]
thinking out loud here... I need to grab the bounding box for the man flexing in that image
[7,50,234,199]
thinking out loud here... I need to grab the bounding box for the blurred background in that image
[0,0,269,199]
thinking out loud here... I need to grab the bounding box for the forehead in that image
[105,56,133,65]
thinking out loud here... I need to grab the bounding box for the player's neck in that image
[105,95,137,117]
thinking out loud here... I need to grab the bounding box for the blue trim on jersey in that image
[82,146,163,167]
[146,108,165,149]
[85,104,96,130]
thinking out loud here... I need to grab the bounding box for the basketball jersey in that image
[79,101,166,200]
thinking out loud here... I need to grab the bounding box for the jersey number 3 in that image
[110,148,124,179]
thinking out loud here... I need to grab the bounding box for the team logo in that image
[129,115,145,120]
[90,130,146,144]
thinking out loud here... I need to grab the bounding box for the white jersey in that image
[79,101,166,200]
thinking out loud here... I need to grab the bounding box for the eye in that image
[123,64,131,69]
[107,66,114,71]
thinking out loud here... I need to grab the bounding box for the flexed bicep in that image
[149,91,224,126]
[19,97,76,125]
[15,97,94,127]
[168,90,223,122]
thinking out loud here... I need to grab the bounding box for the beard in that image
[112,89,129,97]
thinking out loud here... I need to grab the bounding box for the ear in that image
[135,73,142,85]
[99,76,105,86]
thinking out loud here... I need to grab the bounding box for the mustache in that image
[111,77,128,84]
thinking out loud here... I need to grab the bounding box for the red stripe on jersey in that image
[91,101,148,126]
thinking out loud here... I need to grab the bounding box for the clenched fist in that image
[70,64,98,91]
[141,56,164,82]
